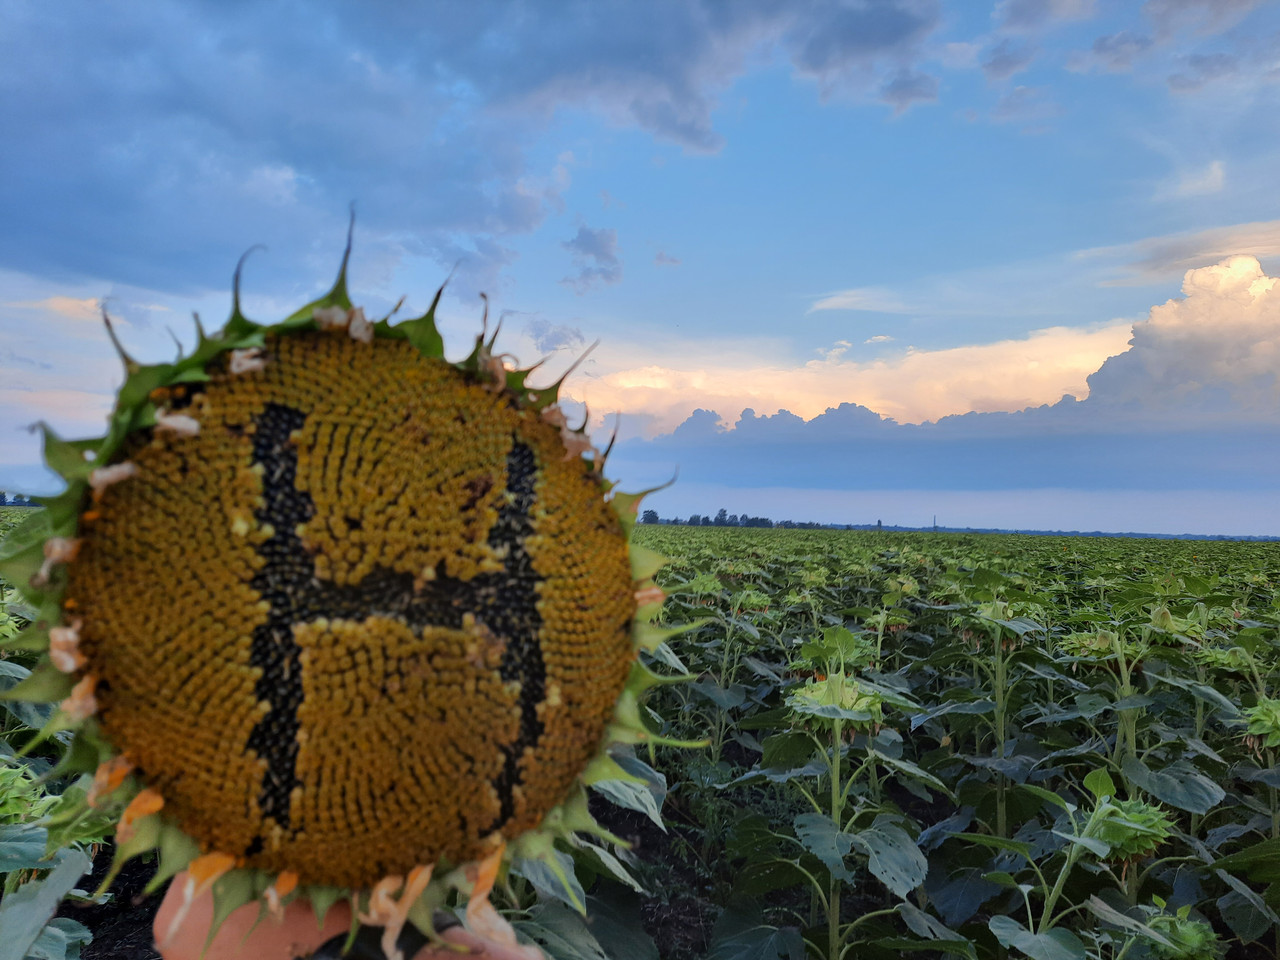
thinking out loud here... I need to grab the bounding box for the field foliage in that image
[4,507,1280,960]
[633,525,1280,960]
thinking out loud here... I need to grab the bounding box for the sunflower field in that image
[8,511,1280,959]
[622,525,1280,960]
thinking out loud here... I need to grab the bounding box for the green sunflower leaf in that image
[0,846,92,960]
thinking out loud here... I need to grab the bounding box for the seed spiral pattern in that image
[64,330,636,887]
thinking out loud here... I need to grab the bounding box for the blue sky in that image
[2,0,1279,534]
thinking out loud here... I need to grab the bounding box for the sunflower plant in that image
[0,229,691,960]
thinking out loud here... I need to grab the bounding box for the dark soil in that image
[589,793,716,960]
[60,845,162,960]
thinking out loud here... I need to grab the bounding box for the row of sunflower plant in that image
[0,505,100,960]
[633,525,1280,960]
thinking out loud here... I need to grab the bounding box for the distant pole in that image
[933,514,937,532]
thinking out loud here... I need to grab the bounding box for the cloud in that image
[1,349,52,371]
[981,39,1036,82]
[1079,219,1280,286]
[1143,0,1267,38]
[525,317,587,354]
[990,85,1061,128]
[808,286,908,313]
[996,0,1096,32]
[782,0,942,108]
[242,164,301,207]
[0,0,949,299]
[817,339,853,361]
[654,251,681,267]
[1167,160,1226,198]
[411,235,520,302]
[560,224,622,293]
[1067,31,1154,73]
[568,321,1133,434]
[1168,52,1239,92]
[605,256,1280,502]
[1084,255,1280,422]
[937,41,981,69]
[879,68,940,113]
[5,296,100,323]
[864,334,895,343]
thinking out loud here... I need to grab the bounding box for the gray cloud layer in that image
[612,256,1280,492]
[0,0,948,300]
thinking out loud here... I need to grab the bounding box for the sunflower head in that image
[0,230,687,956]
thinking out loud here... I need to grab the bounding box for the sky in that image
[2,0,1279,535]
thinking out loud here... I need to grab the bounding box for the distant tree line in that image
[0,492,36,506]
[635,507,1280,541]
[638,508,847,530]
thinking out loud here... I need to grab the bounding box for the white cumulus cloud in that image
[1173,160,1225,197]
[808,286,908,313]
[1085,254,1280,421]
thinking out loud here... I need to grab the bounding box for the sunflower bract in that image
[65,330,635,888]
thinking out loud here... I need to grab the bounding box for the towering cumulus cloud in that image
[1085,256,1279,423]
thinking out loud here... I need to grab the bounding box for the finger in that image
[411,925,545,960]
[153,870,353,960]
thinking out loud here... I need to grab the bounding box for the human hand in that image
[154,871,542,960]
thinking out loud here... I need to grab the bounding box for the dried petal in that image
[541,405,569,429]
[464,845,541,955]
[49,619,86,674]
[87,753,132,806]
[229,348,266,374]
[347,307,373,343]
[634,585,664,607]
[358,874,404,927]
[263,870,298,922]
[313,305,349,330]
[161,852,238,948]
[561,428,597,461]
[384,866,433,960]
[155,413,201,437]
[117,787,164,843]
[45,537,82,563]
[90,462,138,497]
[63,674,98,721]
